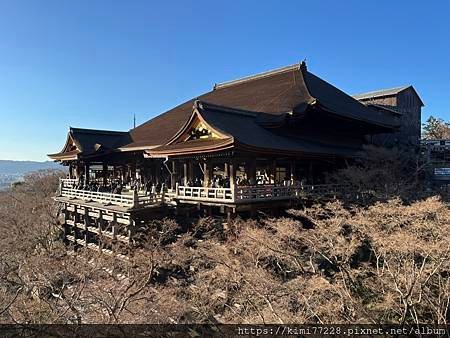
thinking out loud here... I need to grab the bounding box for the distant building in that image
[353,86,424,147]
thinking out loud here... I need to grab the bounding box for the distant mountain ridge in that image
[0,160,62,175]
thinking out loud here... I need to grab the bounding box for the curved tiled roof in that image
[48,127,131,161]
[125,63,399,150]
[148,101,363,158]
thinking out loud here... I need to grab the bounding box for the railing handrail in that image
[60,179,354,207]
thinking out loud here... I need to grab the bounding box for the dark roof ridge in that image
[352,85,410,99]
[70,127,129,135]
[352,85,424,107]
[213,62,303,90]
[196,100,264,117]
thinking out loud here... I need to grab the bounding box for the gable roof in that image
[125,62,399,150]
[148,101,364,158]
[353,85,424,106]
[48,127,131,161]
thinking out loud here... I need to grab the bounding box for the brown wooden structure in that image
[353,86,423,147]
[48,62,418,253]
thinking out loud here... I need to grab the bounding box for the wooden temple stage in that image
[49,61,423,255]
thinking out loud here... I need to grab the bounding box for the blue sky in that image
[0,0,449,161]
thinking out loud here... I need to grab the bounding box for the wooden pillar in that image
[224,163,229,177]
[170,161,178,189]
[247,158,256,185]
[63,203,69,240]
[229,161,236,190]
[308,162,314,184]
[290,160,296,184]
[226,206,236,225]
[183,162,188,185]
[84,207,89,246]
[73,205,78,243]
[84,163,90,186]
[188,161,194,183]
[102,163,108,186]
[270,159,277,184]
[75,163,81,180]
[203,161,212,187]
[98,210,103,252]
[73,205,78,223]
[112,213,117,240]
[128,219,135,245]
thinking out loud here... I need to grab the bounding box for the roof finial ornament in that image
[300,58,307,71]
[194,99,203,110]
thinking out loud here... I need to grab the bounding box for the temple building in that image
[48,62,422,253]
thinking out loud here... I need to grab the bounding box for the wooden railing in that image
[60,179,352,207]
[60,178,78,188]
[235,185,296,202]
[175,183,349,203]
[60,187,136,207]
[296,183,350,197]
[59,179,165,208]
[176,185,234,202]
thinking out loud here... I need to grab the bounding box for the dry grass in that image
[0,172,449,324]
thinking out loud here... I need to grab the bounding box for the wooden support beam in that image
[188,161,194,183]
[63,203,69,239]
[98,210,103,252]
[308,162,314,184]
[183,162,188,185]
[84,207,89,246]
[84,163,90,186]
[226,206,236,225]
[102,163,108,186]
[68,163,73,179]
[171,161,178,189]
[203,161,212,187]
[128,219,135,245]
[229,161,236,191]
[75,164,81,180]
[270,159,277,184]
[112,213,118,241]
[247,158,257,185]
[290,160,296,184]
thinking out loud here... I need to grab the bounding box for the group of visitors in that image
[184,175,231,188]
[74,177,124,194]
